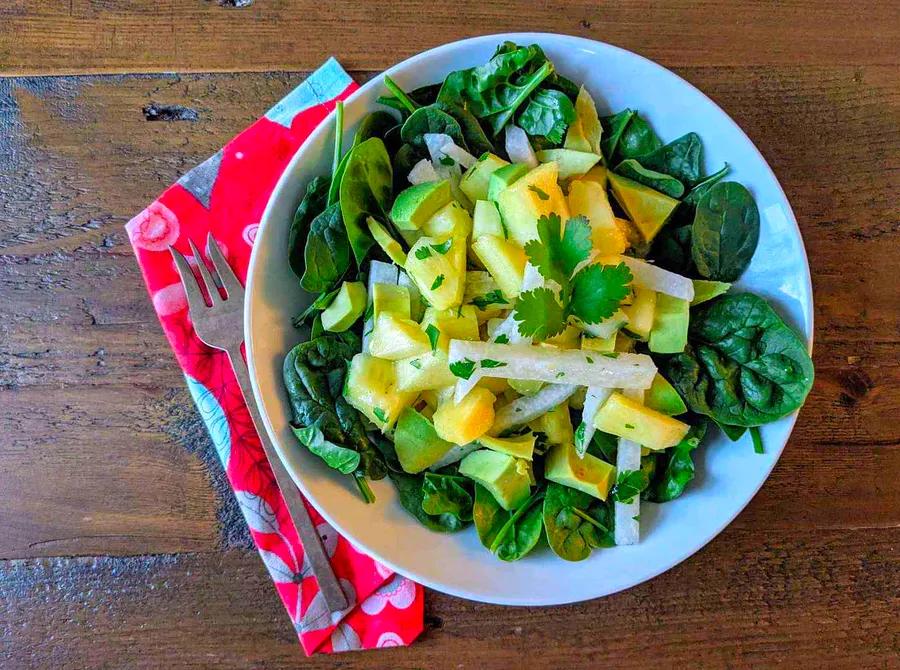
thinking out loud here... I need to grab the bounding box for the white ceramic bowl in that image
[246,33,813,606]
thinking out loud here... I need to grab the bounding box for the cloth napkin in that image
[125,59,424,655]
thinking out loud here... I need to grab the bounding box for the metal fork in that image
[170,233,349,613]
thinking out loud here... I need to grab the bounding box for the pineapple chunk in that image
[593,392,689,450]
[529,401,574,447]
[369,313,430,360]
[344,354,416,431]
[405,234,466,310]
[471,234,526,298]
[395,350,457,393]
[567,179,628,256]
[495,161,570,246]
[433,387,496,445]
[422,201,473,239]
[621,287,657,340]
[421,305,480,351]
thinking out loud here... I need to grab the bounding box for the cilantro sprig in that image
[513,214,632,338]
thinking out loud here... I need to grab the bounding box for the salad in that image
[282,42,814,562]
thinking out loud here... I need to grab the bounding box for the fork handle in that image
[226,346,350,614]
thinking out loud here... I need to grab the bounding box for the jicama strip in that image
[614,387,643,546]
[428,442,479,471]
[449,341,656,393]
[441,142,477,169]
[599,255,694,301]
[363,261,399,353]
[492,383,578,435]
[505,124,538,168]
[574,387,614,457]
[576,309,629,340]
[424,133,455,164]
[408,158,438,185]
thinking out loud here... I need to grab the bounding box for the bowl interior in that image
[245,33,813,605]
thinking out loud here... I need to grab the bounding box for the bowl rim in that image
[245,31,814,605]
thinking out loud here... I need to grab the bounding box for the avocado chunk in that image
[320,281,367,332]
[535,148,602,180]
[621,286,657,340]
[422,201,473,239]
[495,162,570,245]
[458,449,532,511]
[544,442,616,501]
[648,293,689,354]
[607,171,679,243]
[390,180,452,231]
[477,432,536,460]
[404,234,466,310]
[593,391,690,451]
[366,216,406,266]
[344,353,416,431]
[394,407,456,473]
[473,199,505,238]
[644,374,688,416]
[691,279,731,305]
[460,152,510,202]
[487,163,530,201]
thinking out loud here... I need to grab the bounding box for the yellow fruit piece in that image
[495,161,570,246]
[369,313,430,360]
[529,401,574,447]
[394,350,457,393]
[420,305,479,351]
[344,354,417,431]
[471,234,526,298]
[433,387,496,445]
[567,179,628,255]
[593,391,689,450]
[621,287,657,340]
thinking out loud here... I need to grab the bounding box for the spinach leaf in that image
[683,163,730,206]
[611,469,650,503]
[327,150,353,207]
[517,89,576,144]
[650,221,695,275]
[637,132,703,186]
[543,483,613,561]
[300,202,351,293]
[421,473,474,522]
[588,430,618,464]
[600,109,635,161]
[644,422,707,502]
[377,83,442,117]
[615,113,662,160]
[339,137,393,265]
[388,469,469,533]
[354,110,400,147]
[490,487,545,562]
[614,159,685,198]
[434,101,494,155]
[719,423,747,441]
[392,143,420,194]
[291,421,360,474]
[660,293,814,427]
[288,176,329,281]
[437,42,554,136]
[400,105,467,151]
[691,181,760,282]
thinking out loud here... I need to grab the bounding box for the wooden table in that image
[1,2,898,668]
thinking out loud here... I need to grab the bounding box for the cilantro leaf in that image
[431,239,452,255]
[569,262,632,324]
[425,324,440,351]
[373,407,388,423]
[409,359,423,369]
[415,246,432,260]
[513,287,566,339]
[560,216,593,277]
[493,333,510,344]
[471,289,509,310]
[480,359,507,369]
[611,469,650,504]
[449,358,477,380]
[524,214,593,287]
[431,274,445,290]
[528,184,550,201]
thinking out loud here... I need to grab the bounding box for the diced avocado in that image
[645,374,688,416]
[607,171,679,243]
[691,279,731,305]
[405,234,466,310]
[366,216,406,266]
[344,353,416,431]
[535,148,601,180]
[567,179,628,255]
[320,281,366,333]
[458,449,532,511]
[473,200,505,239]
[396,271,424,321]
[433,387,496,445]
[529,401,574,447]
[422,200,473,239]
[649,293,689,354]
[487,163,530,202]
[394,407,456,473]
[373,283,411,320]
[621,287,657,340]
[390,180,452,231]
[508,379,544,396]
[593,392,690,450]
[495,162,570,246]
[421,305,479,350]
[369,313,430,360]
[460,152,510,202]
[477,432,536,460]
[545,442,616,501]
[471,234,526,298]
[395,349,457,393]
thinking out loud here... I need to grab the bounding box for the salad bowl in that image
[245,33,813,605]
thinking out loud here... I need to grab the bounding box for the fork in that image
[170,233,349,614]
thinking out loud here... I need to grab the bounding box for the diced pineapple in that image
[621,287,657,340]
[433,387,496,445]
[464,270,509,321]
[529,401,574,447]
[473,200,505,238]
[495,162,570,246]
[544,325,581,349]
[581,333,616,352]
[476,376,509,394]
[471,234,526,298]
[373,283,411,321]
[422,201,473,239]
[420,305,480,351]
[395,350,457,392]
[593,392,689,450]
[405,234,466,310]
[344,354,417,431]
[369,313,430,360]
[567,179,628,256]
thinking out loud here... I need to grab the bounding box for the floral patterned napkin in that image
[125,59,423,655]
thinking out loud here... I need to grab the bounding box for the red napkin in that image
[126,59,424,654]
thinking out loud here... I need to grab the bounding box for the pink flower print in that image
[373,560,394,580]
[376,631,404,648]
[152,282,188,316]
[360,574,416,615]
[126,201,180,251]
[242,223,259,247]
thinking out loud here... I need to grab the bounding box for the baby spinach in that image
[611,469,650,504]
[377,83,442,117]
[637,132,703,186]
[517,89,576,144]
[683,164,730,206]
[650,221,695,275]
[354,110,399,147]
[600,109,635,161]
[421,473,474,522]
[614,159,685,198]
[388,469,470,532]
[392,143,420,194]
[615,113,662,160]
[339,137,393,265]
[291,420,360,474]
[300,202,351,293]
[489,486,546,561]
[327,151,353,207]
[400,105,467,151]
[719,423,747,441]
[543,483,613,561]
[288,176,329,281]
[691,181,760,282]
[660,293,814,427]
[644,422,707,503]
[435,101,494,156]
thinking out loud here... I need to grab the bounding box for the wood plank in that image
[1,528,897,668]
[1,1,898,76]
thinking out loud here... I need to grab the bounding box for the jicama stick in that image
[363,261,399,353]
[492,383,578,435]
[614,387,643,546]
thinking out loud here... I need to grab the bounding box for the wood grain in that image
[0,1,898,75]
